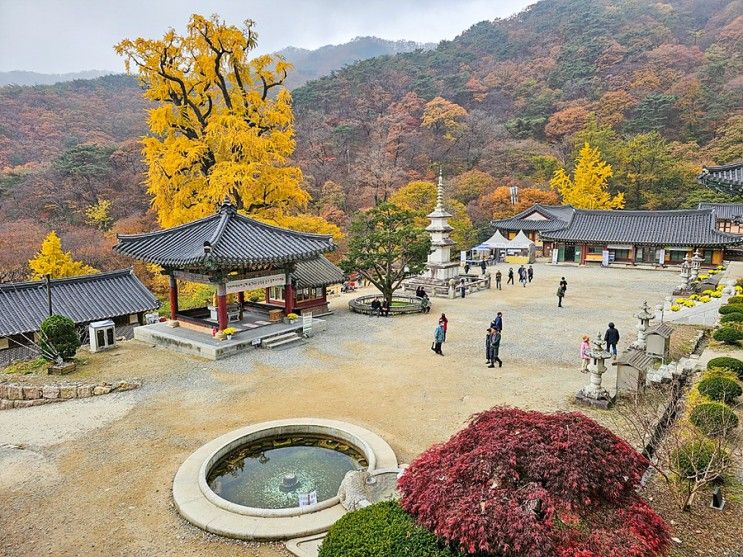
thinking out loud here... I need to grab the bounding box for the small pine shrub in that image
[671,439,726,481]
[707,357,743,379]
[319,500,464,557]
[720,313,743,324]
[689,401,739,435]
[40,314,80,361]
[718,304,743,315]
[726,296,743,304]
[713,327,743,345]
[698,375,742,404]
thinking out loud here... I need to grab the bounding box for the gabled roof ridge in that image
[230,213,334,241]
[574,208,715,216]
[0,268,133,292]
[702,161,743,172]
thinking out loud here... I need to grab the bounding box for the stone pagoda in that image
[424,169,460,282]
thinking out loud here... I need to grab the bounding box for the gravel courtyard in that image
[0,263,680,557]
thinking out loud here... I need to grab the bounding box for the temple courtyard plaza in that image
[0,263,683,556]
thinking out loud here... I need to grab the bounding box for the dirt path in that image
[0,263,681,556]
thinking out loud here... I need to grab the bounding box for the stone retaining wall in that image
[0,379,140,410]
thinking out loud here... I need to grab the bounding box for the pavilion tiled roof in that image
[541,208,742,247]
[698,162,743,195]
[293,256,345,288]
[698,202,743,222]
[0,269,159,336]
[114,200,335,270]
[491,204,574,232]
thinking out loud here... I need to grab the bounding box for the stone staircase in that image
[261,331,304,350]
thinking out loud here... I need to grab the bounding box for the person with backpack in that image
[487,328,503,368]
[557,284,565,307]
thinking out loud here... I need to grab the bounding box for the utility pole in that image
[45,274,52,317]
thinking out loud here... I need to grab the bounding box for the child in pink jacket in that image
[580,335,591,372]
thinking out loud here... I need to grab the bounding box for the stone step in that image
[262,333,303,350]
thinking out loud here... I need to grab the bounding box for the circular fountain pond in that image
[173,419,398,540]
[206,434,368,509]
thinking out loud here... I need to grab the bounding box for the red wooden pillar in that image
[579,245,587,265]
[216,283,228,331]
[168,274,178,320]
[284,282,295,315]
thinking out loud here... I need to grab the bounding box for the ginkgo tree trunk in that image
[342,203,430,305]
[115,14,309,228]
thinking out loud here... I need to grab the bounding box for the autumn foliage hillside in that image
[0,0,741,281]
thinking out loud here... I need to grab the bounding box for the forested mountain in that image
[277,36,435,89]
[0,0,741,282]
[0,70,117,87]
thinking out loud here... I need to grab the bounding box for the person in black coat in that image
[507,268,515,285]
[604,322,620,357]
[480,260,487,274]
[370,298,382,317]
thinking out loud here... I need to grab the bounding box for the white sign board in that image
[226,274,285,294]
[302,312,313,336]
[658,249,665,265]
[298,491,318,507]
[460,251,467,263]
[551,249,559,265]
[602,250,610,267]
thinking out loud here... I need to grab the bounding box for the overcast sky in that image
[0,0,533,73]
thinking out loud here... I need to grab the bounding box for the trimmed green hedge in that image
[698,375,742,404]
[726,296,743,304]
[713,327,743,345]
[40,314,80,361]
[720,312,743,324]
[671,439,726,481]
[319,501,464,557]
[707,357,743,379]
[718,304,743,315]
[689,401,739,435]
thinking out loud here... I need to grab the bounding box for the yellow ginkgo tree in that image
[115,14,309,227]
[28,232,98,280]
[550,143,625,210]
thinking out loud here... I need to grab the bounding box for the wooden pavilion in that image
[113,200,338,332]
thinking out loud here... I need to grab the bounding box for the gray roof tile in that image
[698,162,743,195]
[698,202,743,222]
[491,204,574,232]
[114,200,335,269]
[293,257,345,288]
[0,269,159,336]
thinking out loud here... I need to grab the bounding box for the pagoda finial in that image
[218,196,236,214]
[436,166,444,211]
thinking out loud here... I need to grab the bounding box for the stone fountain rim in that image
[173,418,398,540]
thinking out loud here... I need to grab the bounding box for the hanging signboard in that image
[658,249,666,265]
[226,274,285,294]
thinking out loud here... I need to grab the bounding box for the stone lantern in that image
[576,332,613,408]
[632,300,655,350]
[678,254,691,291]
[690,250,703,281]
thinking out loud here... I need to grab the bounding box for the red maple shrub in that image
[398,407,670,557]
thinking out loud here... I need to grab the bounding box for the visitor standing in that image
[559,277,568,296]
[604,322,620,358]
[420,294,431,313]
[464,263,470,275]
[493,311,503,332]
[495,270,502,290]
[580,335,591,371]
[528,265,534,283]
[371,297,382,317]
[488,328,503,368]
[439,313,448,341]
[433,322,445,355]
[485,327,493,365]
[557,284,565,307]
[507,268,515,285]
[480,260,487,275]
[518,265,527,287]
[459,278,467,298]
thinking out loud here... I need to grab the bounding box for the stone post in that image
[448,279,456,299]
[678,254,691,291]
[576,332,613,408]
[632,300,655,350]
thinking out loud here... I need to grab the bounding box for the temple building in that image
[492,205,743,266]
[0,269,159,363]
[697,162,743,196]
[114,199,342,333]
[698,202,743,234]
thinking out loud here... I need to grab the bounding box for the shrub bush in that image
[398,408,670,557]
[40,314,80,361]
[319,501,463,557]
[710,291,722,298]
[727,296,743,304]
[671,439,727,481]
[707,356,743,379]
[713,327,743,345]
[698,375,742,404]
[689,402,739,435]
[719,304,743,315]
[720,312,743,324]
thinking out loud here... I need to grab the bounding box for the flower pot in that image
[226,335,233,341]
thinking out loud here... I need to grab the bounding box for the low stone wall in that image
[0,379,140,410]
